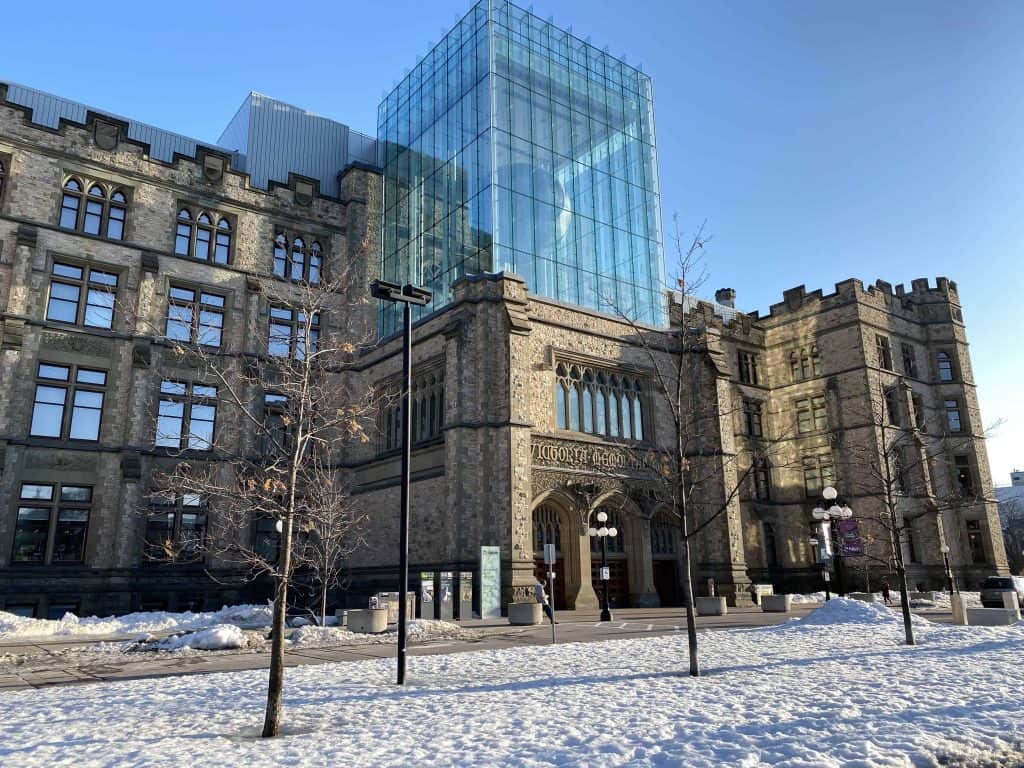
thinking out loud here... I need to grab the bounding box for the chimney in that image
[715,288,736,308]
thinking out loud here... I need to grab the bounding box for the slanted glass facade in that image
[378,0,665,336]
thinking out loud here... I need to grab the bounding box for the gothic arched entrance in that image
[651,509,682,606]
[532,503,567,609]
[590,505,629,609]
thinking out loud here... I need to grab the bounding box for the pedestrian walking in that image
[535,570,556,623]
[881,579,892,605]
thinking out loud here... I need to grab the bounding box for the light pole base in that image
[599,608,612,622]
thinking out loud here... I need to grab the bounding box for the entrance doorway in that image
[533,504,567,609]
[651,510,682,606]
[590,506,628,608]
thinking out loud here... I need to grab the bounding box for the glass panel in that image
[70,390,103,440]
[107,205,125,240]
[166,305,193,342]
[60,486,92,502]
[160,380,186,395]
[53,508,89,562]
[193,385,216,398]
[175,223,191,255]
[195,228,211,260]
[76,369,106,385]
[83,200,103,235]
[12,508,50,562]
[31,385,66,437]
[59,195,79,229]
[39,364,70,381]
[20,484,54,501]
[84,288,114,328]
[52,262,83,280]
[47,282,80,323]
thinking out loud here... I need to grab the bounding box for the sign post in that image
[543,542,557,643]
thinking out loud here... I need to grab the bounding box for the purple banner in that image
[838,519,863,556]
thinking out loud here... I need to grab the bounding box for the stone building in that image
[0,0,1008,618]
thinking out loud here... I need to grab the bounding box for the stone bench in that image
[507,602,543,625]
[966,607,1021,627]
[761,594,792,613]
[695,596,727,616]
[347,608,388,633]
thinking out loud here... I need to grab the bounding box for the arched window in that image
[83,184,105,235]
[108,190,127,240]
[380,368,444,452]
[290,237,306,281]
[590,507,625,554]
[554,364,646,442]
[534,505,562,553]
[651,511,676,555]
[59,178,127,240]
[60,178,83,229]
[175,207,231,263]
[309,241,322,284]
[273,233,324,283]
[175,209,193,255]
[582,371,594,433]
[273,233,288,277]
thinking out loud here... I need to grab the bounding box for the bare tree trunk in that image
[895,558,916,646]
[680,532,700,677]
[263,570,289,737]
[263,515,294,738]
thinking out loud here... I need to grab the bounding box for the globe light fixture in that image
[588,510,618,622]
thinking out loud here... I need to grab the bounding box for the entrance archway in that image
[590,505,629,609]
[651,509,682,606]
[532,503,567,609]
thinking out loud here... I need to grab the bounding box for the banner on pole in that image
[838,519,863,556]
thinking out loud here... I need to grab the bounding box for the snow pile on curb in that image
[790,592,825,604]
[787,597,931,628]
[152,625,249,652]
[0,603,272,640]
[290,620,480,647]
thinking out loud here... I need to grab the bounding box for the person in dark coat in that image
[881,580,892,605]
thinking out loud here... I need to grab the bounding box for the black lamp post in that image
[588,510,618,622]
[370,279,432,686]
[812,485,853,599]
[940,544,956,596]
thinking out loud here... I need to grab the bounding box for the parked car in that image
[979,576,1024,608]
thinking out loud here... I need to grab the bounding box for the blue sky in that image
[3,0,1021,483]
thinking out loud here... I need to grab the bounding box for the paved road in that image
[0,604,953,692]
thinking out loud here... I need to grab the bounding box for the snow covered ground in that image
[2,599,1022,767]
[0,604,271,640]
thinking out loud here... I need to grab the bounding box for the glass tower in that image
[377,0,665,336]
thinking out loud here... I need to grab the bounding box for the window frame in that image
[10,482,93,565]
[953,454,974,497]
[174,205,234,264]
[802,453,836,498]
[552,362,648,444]
[268,306,321,360]
[45,260,119,330]
[742,398,763,437]
[875,334,893,370]
[737,350,760,385]
[273,231,324,284]
[155,380,218,452]
[29,362,107,442]
[944,398,963,433]
[936,350,956,382]
[144,491,208,563]
[165,283,226,348]
[58,176,129,240]
[900,343,918,378]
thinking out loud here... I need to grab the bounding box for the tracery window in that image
[273,233,323,284]
[650,511,677,555]
[175,206,232,263]
[533,504,562,553]
[381,369,444,451]
[789,345,822,382]
[59,177,127,240]
[554,363,646,442]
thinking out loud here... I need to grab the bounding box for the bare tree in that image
[1000,495,1024,575]
[139,260,374,737]
[840,379,1002,645]
[604,217,790,676]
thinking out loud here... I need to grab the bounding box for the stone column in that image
[569,511,599,610]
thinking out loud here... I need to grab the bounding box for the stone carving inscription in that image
[530,436,651,476]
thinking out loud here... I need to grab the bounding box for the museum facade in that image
[0,1,1008,618]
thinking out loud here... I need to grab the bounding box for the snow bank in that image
[0,603,272,640]
[1,615,1022,766]
[787,597,931,628]
[152,625,249,652]
[790,591,825,604]
[290,620,479,647]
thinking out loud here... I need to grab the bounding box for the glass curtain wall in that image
[378,0,666,336]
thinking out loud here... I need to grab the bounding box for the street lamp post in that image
[588,511,618,622]
[812,486,854,599]
[370,279,432,686]
[940,544,956,596]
